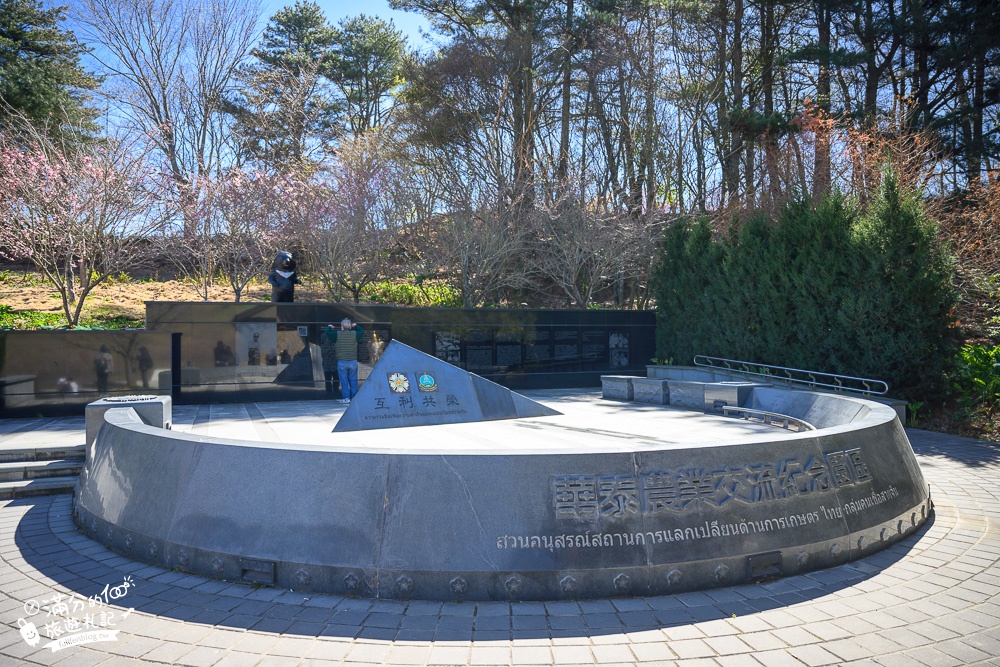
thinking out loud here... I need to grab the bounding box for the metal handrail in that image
[721,406,815,432]
[693,355,889,396]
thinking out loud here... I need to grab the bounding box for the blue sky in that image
[260,0,432,48]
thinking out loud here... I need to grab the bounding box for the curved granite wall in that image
[74,390,931,601]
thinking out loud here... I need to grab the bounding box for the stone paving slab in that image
[1,398,1000,665]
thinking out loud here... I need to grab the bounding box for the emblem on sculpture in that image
[387,372,410,393]
[267,251,301,303]
[417,373,437,392]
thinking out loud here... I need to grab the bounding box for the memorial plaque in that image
[235,322,277,375]
[274,344,323,384]
[361,327,390,364]
[435,331,460,364]
[466,329,494,371]
[276,324,305,366]
[582,329,607,361]
[466,348,494,370]
[554,329,579,360]
[496,328,521,343]
[525,329,552,361]
[333,341,561,432]
[496,344,523,367]
[609,332,630,368]
[495,327,522,367]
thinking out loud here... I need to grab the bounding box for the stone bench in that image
[703,382,769,413]
[631,378,670,405]
[600,375,638,401]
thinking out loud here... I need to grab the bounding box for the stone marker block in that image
[333,340,560,432]
[631,378,670,405]
[703,382,769,413]
[666,380,705,410]
[601,375,637,401]
[85,395,171,450]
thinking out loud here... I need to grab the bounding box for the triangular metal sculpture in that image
[333,340,561,432]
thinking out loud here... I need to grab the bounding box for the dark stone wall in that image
[0,304,653,415]
[0,330,178,417]
[144,302,655,404]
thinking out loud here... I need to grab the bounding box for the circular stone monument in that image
[74,343,930,601]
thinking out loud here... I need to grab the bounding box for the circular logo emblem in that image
[387,372,410,393]
[417,373,437,392]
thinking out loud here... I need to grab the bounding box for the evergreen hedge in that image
[653,173,958,399]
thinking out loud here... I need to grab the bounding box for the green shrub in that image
[362,278,462,308]
[0,305,65,329]
[952,344,1000,410]
[0,305,143,330]
[653,171,958,399]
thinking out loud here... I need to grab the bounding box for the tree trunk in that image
[761,0,781,210]
[722,0,744,207]
[558,0,574,182]
[641,4,656,214]
[812,0,832,199]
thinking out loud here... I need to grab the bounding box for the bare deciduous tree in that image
[526,174,662,309]
[76,0,261,235]
[210,171,285,302]
[529,194,625,308]
[308,131,408,302]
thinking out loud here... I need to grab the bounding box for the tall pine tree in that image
[224,1,339,171]
[0,0,99,135]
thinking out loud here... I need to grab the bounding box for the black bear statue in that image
[268,251,301,303]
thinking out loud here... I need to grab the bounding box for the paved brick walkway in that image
[2,425,1000,665]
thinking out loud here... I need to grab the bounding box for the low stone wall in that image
[75,388,931,601]
[646,365,906,421]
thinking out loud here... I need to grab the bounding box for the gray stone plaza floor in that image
[2,390,1000,666]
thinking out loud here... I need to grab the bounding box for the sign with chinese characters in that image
[333,340,560,432]
[552,448,870,520]
[493,447,903,552]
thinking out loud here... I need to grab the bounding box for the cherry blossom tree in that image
[0,124,171,325]
[159,170,305,302]
[209,171,287,302]
[306,131,409,302]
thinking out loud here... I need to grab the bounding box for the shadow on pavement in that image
[10,495,936,642]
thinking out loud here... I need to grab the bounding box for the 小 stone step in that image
[0,459,84,483]
[0,476,78,500]
[0,444,85,464]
